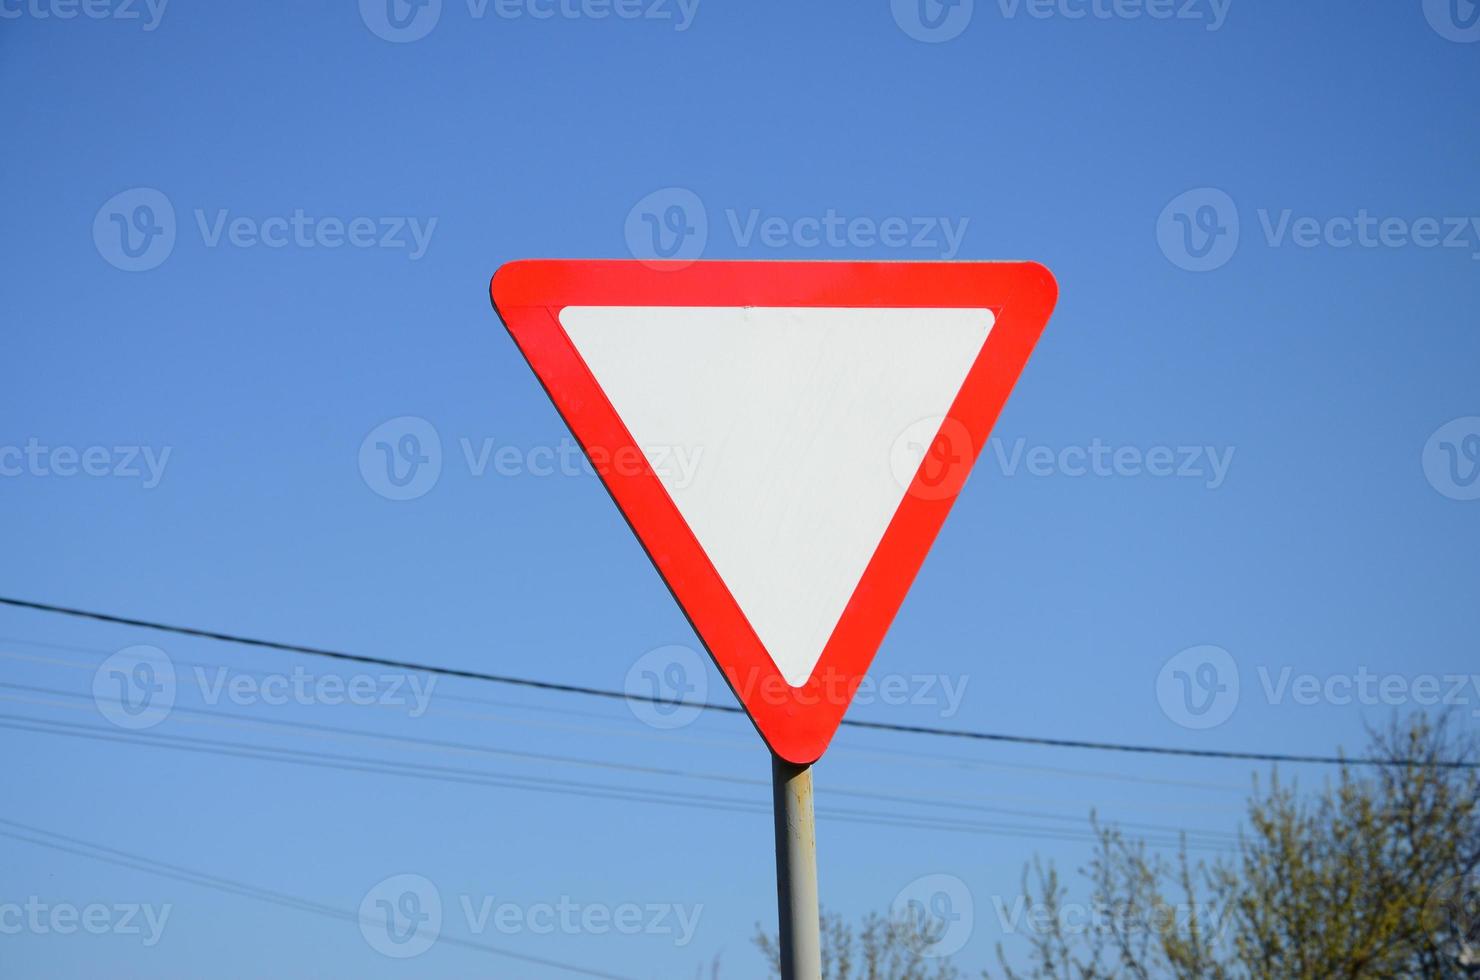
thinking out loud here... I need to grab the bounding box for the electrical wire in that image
[0,640,1254,796]
[0,679,1242,845]
[0,818,640,979]
[1,595,1470,768]
[0,710,1235,851]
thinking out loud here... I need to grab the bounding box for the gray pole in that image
[772,753,822,980]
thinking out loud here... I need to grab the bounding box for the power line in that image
[0,817,640,979]
[0,680,1242,846]
[0,594,662,708]
[1,594,1471,769]
[0,711,1234,851]
[0,640,1254,796]
[0,651,1247,809]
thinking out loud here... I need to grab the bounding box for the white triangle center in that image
[560,305,994,687]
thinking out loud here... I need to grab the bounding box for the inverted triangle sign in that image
[490,260,1057,763]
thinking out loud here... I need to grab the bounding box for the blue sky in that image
[2,1,1478,976]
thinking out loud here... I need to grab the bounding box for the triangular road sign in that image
[489,260,1057,763]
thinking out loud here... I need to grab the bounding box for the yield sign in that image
[489,260,1057,763]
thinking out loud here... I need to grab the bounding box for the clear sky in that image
[2,2,1478,976]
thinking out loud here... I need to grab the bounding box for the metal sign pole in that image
[772,753,822,980]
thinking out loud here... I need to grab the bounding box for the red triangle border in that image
[489,259,1057,763]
